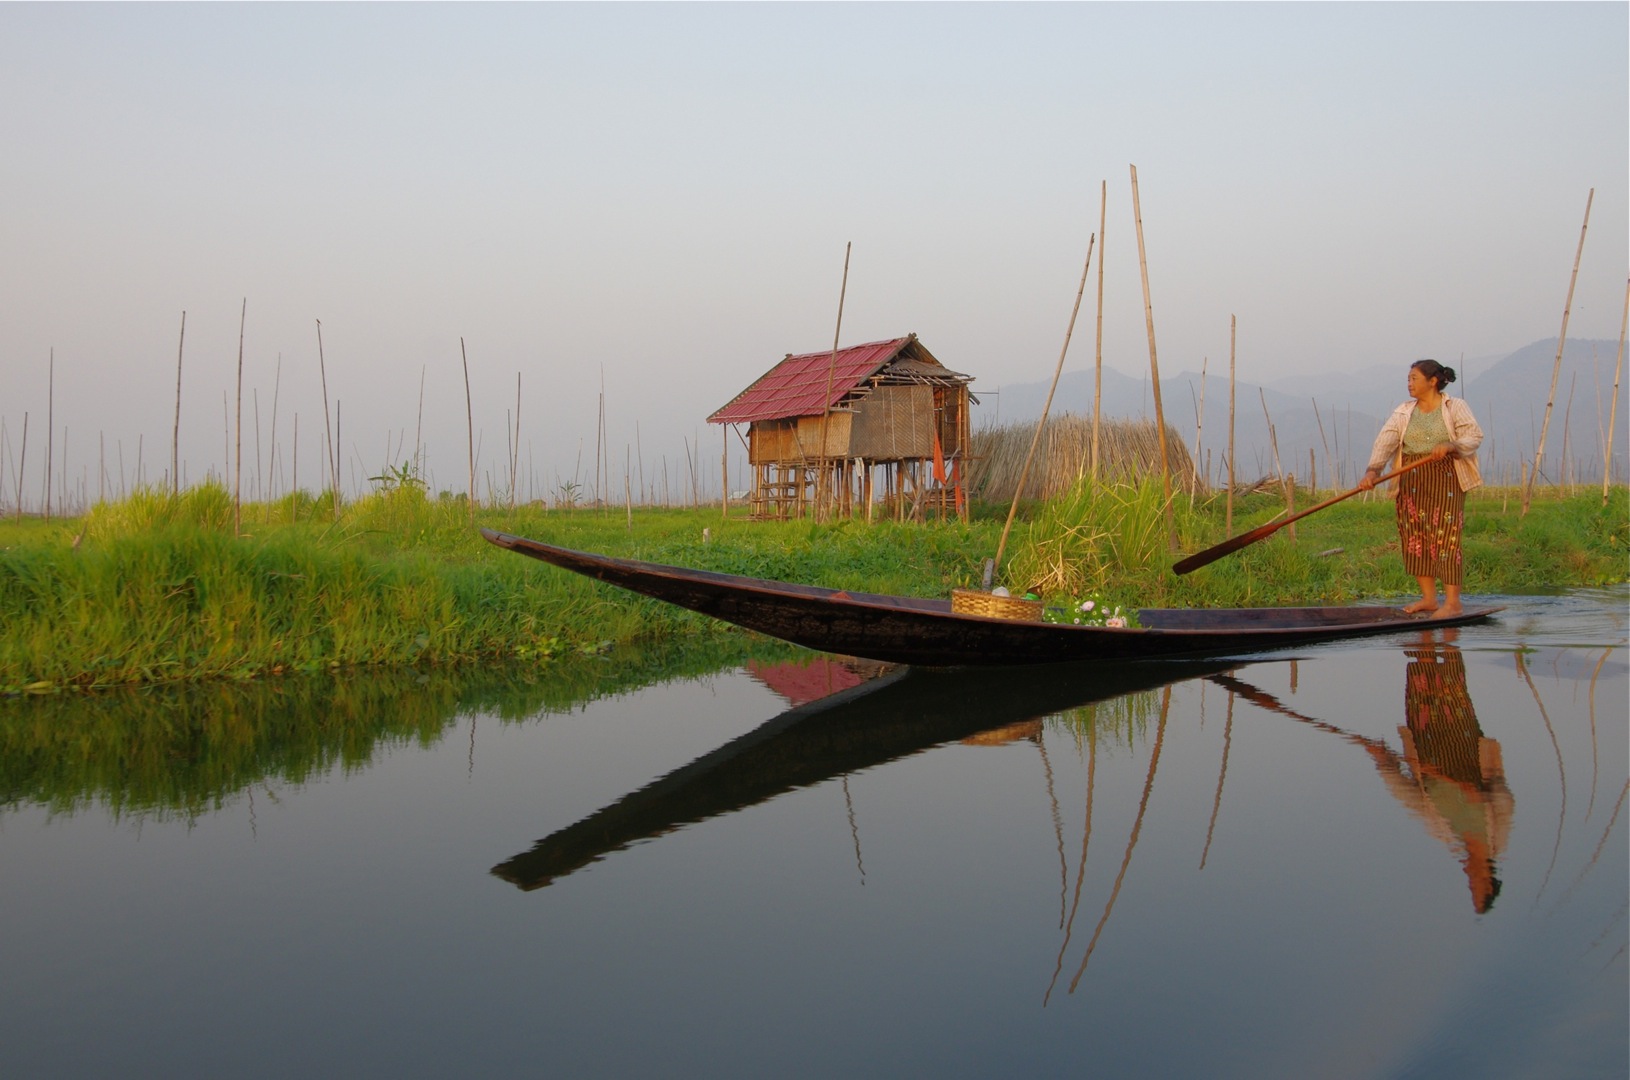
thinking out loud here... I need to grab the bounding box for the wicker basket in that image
[951,587,1044,621]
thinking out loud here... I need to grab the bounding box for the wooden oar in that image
[1172,456,1433,575]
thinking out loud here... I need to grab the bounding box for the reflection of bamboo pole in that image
[1045,724,1096,1006]
[995,233,1095,576]
[1068,684,1170,993]
[1606,277,1627,504]
[1200,688,1234,870]
[1092,180,1107,481]
[1515,651,1567,901]
[1526,188,1593,514]
[1035,736,1068,928]
[1585,646,1609,822]
[1562,778,1627,903]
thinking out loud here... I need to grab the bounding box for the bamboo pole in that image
[44,349,53,522]
[721,422,728,520]
[234,299,246,536]
[172,311,185,496]
[511,372,521,512]
[1227,316,1236,535]
[461,338,475,527]
[1605,277,1627,505]
[1092,180,1107,482]
[1526,187,1593,514]
[1129,165,1175,546]
[267,353,281,502]
[316,319,338,518]
[994,232,1095,576]
[414,364,426,473]
[1191,356,1206,497]
[818,242,852,521]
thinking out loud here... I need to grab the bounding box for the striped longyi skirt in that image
[1396,453,1464,586]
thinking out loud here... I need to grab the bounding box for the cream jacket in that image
[1365,397,1484,492]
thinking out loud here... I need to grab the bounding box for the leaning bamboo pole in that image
[1129,165,1174,547]
[1606,277,1628,505]
[994,232,1095,575]
[316,319,338,518]
[172,311,185,496]
[14,412,25,522]
[1227,316,1236,535]
[1092,180,1107,482]
[234,300,246,536]
[461,337,475,527]
[1525,187,1593,515]
[818,242,852,521]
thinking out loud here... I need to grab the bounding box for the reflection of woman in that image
[1358,360,1484,618]
[1366,632,1512,912]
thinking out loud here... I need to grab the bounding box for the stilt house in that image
[708,335,974,521]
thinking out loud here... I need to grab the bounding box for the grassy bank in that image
[2,480,1624,691]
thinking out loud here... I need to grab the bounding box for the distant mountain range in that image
[971,338,1629,487]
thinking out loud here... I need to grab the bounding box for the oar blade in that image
[1171,521,1281,575]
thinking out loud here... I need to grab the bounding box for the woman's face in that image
[1407,367,1436,400]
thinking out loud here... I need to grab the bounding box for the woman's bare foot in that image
[1402,599,1438,615]
[1431,602,1464,619]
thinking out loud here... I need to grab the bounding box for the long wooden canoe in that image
[481,529,1502,666]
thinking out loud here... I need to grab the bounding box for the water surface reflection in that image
[0,592,1623,1077]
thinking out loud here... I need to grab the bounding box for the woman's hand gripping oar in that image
[1171,456,1433,575]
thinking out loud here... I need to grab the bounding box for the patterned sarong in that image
[1396,452,1464,585]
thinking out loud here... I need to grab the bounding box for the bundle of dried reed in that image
[966,415,1198,504]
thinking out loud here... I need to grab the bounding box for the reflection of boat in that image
[492,655,1241,890]
[482,530,1503,666]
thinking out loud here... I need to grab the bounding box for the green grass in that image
[2,480,1624,691]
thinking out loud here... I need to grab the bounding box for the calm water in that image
[2,591,1625,1078]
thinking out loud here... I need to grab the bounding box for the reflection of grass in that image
[1,482,1622,689]
[1046,689,1162,750]
[0,635,795,821]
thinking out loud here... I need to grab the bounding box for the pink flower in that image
[1106,616,1127,629]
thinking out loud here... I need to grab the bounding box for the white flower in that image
[1106,616,1127,628]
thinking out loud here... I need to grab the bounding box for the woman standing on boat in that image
[1358,360,1483,618]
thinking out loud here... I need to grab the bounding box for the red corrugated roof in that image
[708,337,912,424]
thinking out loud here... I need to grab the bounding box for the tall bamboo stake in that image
[994,232,1095,576]
[1092,180,1107,481]
[1605,277,1628,504]
[316,319,338,518]
[1227,316,1236,534]
[44,349,53,522]
[414,364,426,471]
[13,412,26,520]
[721,422,728,520]
[818,241,853,521]
[1129,165,1174,546]
[234,299,246,536]
[511,372,521,512]
[267,353,281,501]
[172,311,185,496]
[1191,356,1207,496]
[1526,187,1593,514]
[461,338,475,527]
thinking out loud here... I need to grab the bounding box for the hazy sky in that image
[2,3,1625,503]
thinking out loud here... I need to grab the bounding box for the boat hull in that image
[481,529,1501,666]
